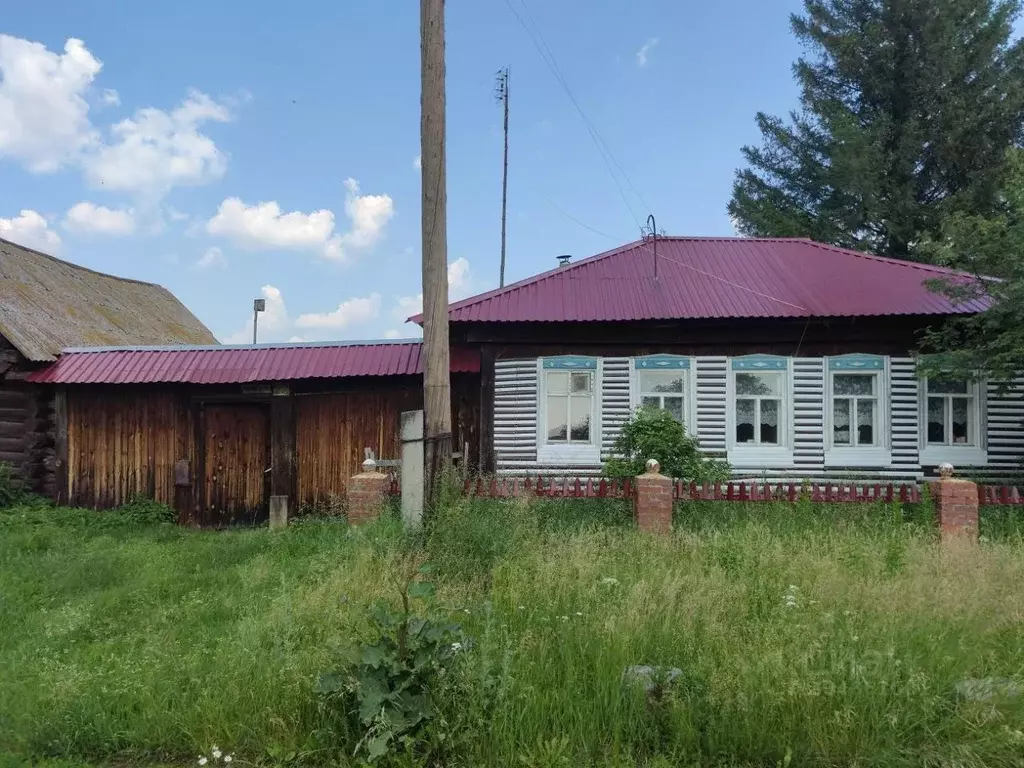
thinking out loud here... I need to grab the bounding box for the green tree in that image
[729,0,1024,260]
[919,149,1024,381]
[604,407,730,482]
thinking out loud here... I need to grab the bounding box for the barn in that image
[0,236,216,496]
[29,341,481,524]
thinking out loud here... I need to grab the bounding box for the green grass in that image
[2,500,1023,766]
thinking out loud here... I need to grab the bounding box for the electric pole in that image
[496,67,510,288]
[421,0,453,505]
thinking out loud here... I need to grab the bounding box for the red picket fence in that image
[979,485,1024,505]
[462,476,926,503]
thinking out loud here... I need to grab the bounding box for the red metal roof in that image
[27,341,480,385]
[432,237,990,323]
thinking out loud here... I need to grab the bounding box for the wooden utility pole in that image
[421,0,453,504]
[496,67,510,288]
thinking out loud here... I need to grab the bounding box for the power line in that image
[545,198,621,241]
[501,0,648,228]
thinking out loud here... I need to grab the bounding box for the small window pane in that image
[833,398,851,445]
[641,396,660,410]
[952,397,971,444]
[760,399,780,444]
[547,371,568,395]
[857,399,875,445]
[547,396,567,442]
[570,372,591,394]
[927,397,946,444]
[834,374,874,396]
[664,396,684,423]
[570,410,590,442]
[736,398,755,443]
[736,372,780,396]
[929,380,968,394]
[640,371,683,394]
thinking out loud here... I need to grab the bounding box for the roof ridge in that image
[795,238,967,276]
[0,235,167,289]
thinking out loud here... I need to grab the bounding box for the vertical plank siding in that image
[67,388,190,508]
[202,404,269,525]
[295,390,417,512]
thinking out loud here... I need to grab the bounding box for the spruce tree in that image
[729,0,1024,259]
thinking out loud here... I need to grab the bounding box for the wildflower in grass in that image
[212,748,222,759]
[198,759,207,766]
[783,585,799,609]
[451,641,464,653]
[575,611,583,616]
[560,615,569,621]
[517,605,525,610]
[600,576,619,586]
[224,757,233,764]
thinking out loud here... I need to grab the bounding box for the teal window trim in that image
[542,356,598,370]
[731,354,787,371]
[829,354,884,371]
[634,354,690,370]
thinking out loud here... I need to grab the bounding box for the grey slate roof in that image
[0,236,217,362]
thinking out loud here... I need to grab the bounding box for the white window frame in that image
[629,355,697,437]
[919,377,987,467]
[726,355,794,468]
[536,357,602,465]
[824,355,891,467]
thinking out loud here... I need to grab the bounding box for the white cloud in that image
[195,246,226,270]
[206,178,394,261]
[83,89,231,198]
[384,327,421,340]
[413,155,421,170]
[295,292,381,329]
[63,201,135,235]
[0,210,62,252]
[100,88,120,106]
[392,257,472,319]
[636,38,658,68]
[0,35,101,172]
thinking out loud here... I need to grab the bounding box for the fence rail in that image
[454,476,1024,506]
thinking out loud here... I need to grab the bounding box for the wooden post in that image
[270,388,295,518]
[479,346,495,473]
[421,0,453,503]
[53,386,68,506]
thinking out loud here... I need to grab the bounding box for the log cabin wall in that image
[0,334,53,495]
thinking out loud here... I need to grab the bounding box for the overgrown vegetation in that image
[2,497,1023,766]
[603,407,730,482]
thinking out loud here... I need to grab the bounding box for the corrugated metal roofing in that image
[0,236,217,361]
[27,340,480,385]
[436,237,990,323]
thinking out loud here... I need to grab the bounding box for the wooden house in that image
[0,236,216,495]
[434,237,1024,482]
[30,341,481,524]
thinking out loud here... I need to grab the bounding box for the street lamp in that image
[252,298,266,344]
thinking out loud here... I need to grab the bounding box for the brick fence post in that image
[634,459,673,535]
[929,463,979,542]
[347,460,388,526]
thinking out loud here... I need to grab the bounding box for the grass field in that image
[1,498,1023,767]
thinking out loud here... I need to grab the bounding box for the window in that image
[538,357,601,465]
[824,356,890,466]
[925,379,975,446]
[545,369,593,443]
[633,355,690,427]
[728,356,792,466]
[735,371,783,445]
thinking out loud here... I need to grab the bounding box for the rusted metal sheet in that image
[0,236,216,362]
[29,341,481,385]
[431,237,990,324]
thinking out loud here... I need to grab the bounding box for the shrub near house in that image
[603,407,729,482]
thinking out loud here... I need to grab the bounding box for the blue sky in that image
[0,0,804,343]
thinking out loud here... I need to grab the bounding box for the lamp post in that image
[252,298,266,344]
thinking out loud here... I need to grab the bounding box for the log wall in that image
[0,334,53,495]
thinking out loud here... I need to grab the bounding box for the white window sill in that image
[919,445,987,468]
[727,446,794,468]
[537,444,601,466]
[824,448,892,468]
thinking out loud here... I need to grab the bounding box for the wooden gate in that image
[201,403,270,526]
